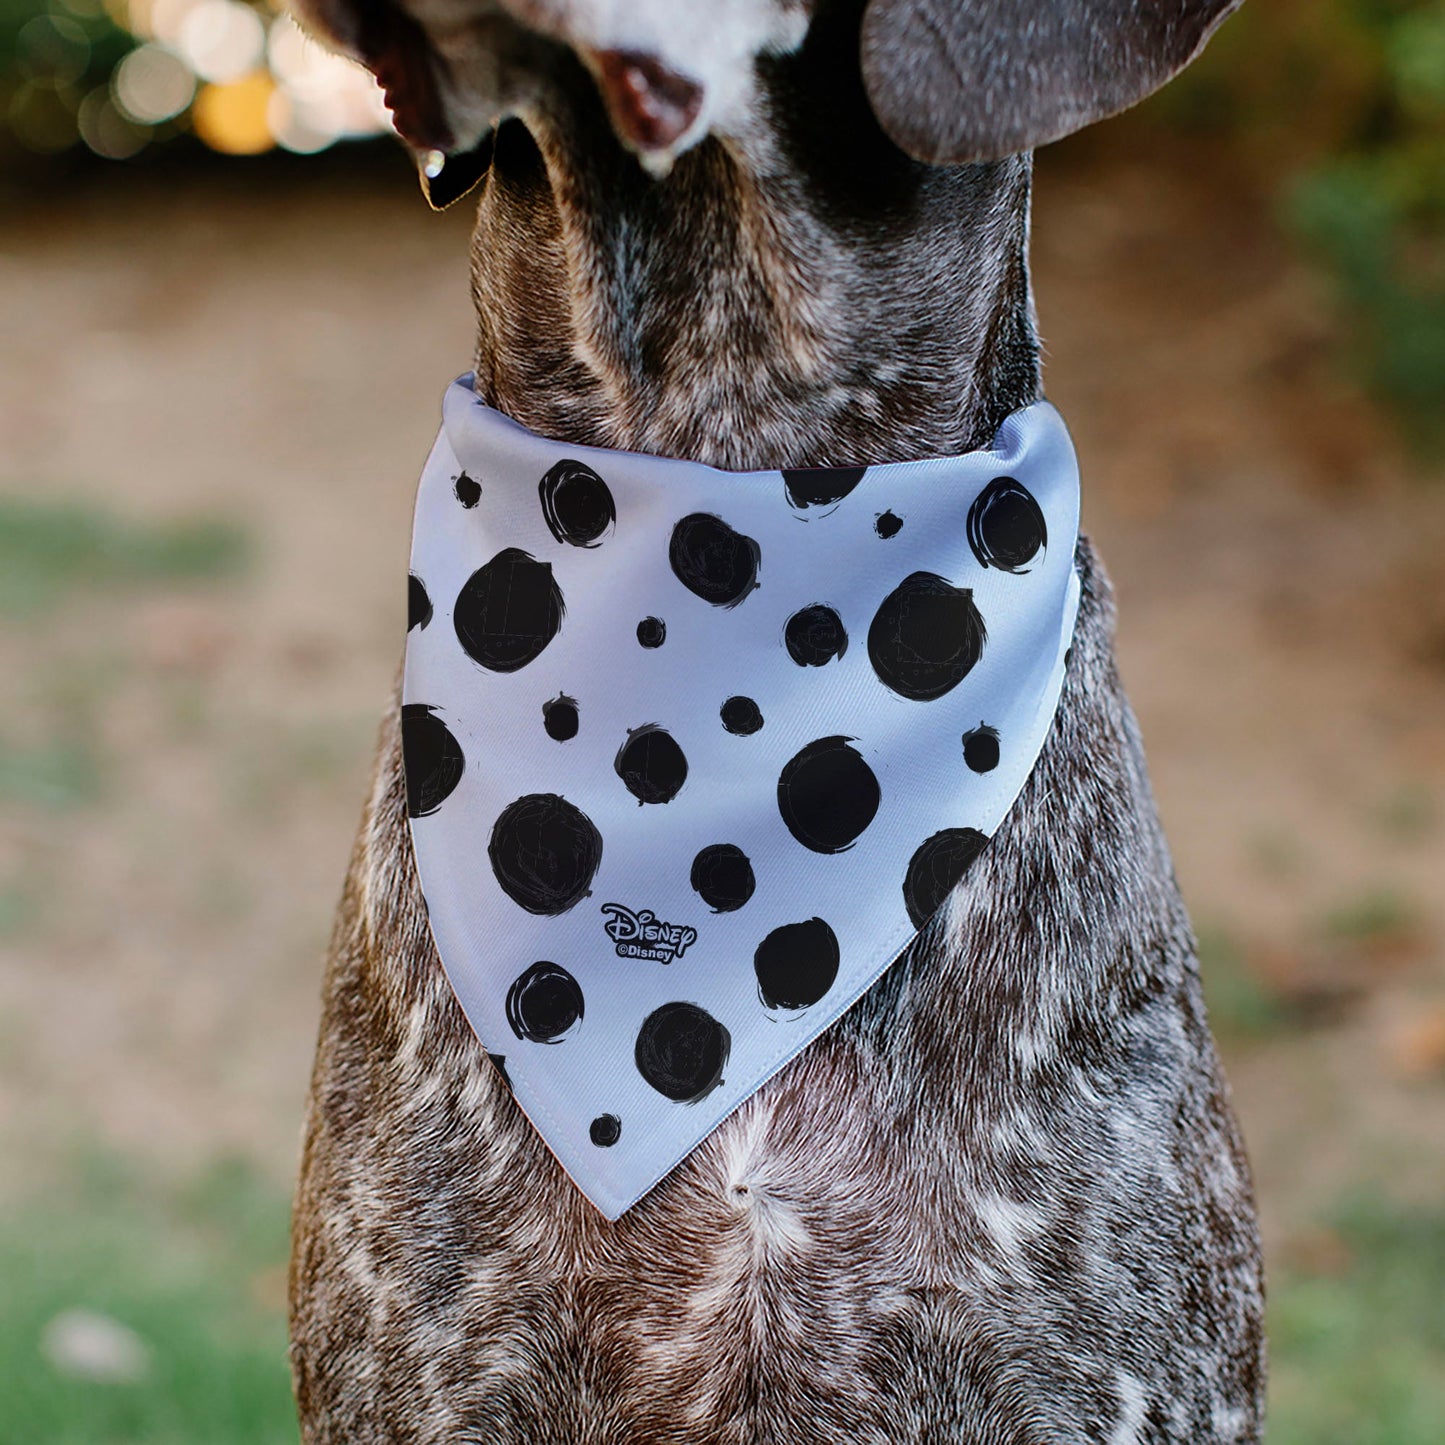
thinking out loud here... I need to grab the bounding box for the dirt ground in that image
[1,138,1443,1269]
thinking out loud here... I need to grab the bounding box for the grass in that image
[1269,1197,1445,1445]
[0,496,248,619]
[0,1154,298,1445]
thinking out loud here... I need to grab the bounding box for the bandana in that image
[403,376,1081,1219]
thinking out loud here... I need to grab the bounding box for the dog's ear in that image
[860,0,1244,165]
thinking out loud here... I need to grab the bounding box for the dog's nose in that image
[592,50,703,153]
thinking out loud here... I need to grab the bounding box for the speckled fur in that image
[289,2,1265,1439]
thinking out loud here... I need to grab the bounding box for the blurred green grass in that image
[1,1152,1442,1441]
[0,496,248,619]
[0,1154,297,1445]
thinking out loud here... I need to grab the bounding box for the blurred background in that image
[1,0,1442,1440]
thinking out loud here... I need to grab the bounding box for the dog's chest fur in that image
[291,537,1263,1443]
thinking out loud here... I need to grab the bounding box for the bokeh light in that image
[2,0,394,160]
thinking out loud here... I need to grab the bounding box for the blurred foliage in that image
[0,496,249,618]
[0,1152,297,1445]
[1169,0,1445,451]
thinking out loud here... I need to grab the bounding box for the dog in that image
[287,2,1266,1440]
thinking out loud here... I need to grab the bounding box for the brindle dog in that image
[286,2,1266,1439]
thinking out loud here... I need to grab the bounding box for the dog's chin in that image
[417,131,497,209]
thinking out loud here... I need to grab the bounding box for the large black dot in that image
[754,917,839,1010]
[720,696,763,735]
[408,573,433,631]
[875,510,903,539]
[867,571,986,701]
[589,1114,621,1147]
[669,513,760,608]
[902,828,991,929]
[777,735,880,854]
[962,723,1000,774]
[635,1002,730,1102]
[505,961,584,1044]
[488,793,603,915]
[781,466,866,510]
[454,472,481,508]
[543,694,579,742]
[538,459,616,548]
[454,548,564,673]
[401,704,464,818]
[967,477,1047,573]
[690,844,756,913]
[784,604,848,667]
[637,616,666,648]
[615,725,688,805]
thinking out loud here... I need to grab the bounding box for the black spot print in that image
[690,844,756,913]
[720,696,763,735]
[488,793,603,915]
[589,1113,621,1147]
[781,466,866,510]
[538,459,616,548]
[408,573,432,631]
[454,472,481,508]
[635,1002,730,1102]
[615,725,688,805]
[967,476,1047,573]
[487,1054,514,1092]
[505,961,584,1044]
[777,735,880,854]
[542,694,579,742]
[401,704,464,818]
[454,548,564,673]
[867,571,986,701]
[669,513,760,608]
[637,616,666,648]
[875,510,903,539]
[962,723,1000,773]
[784,604,848,667]
[902,827,990,928]
[754,917,839,1010]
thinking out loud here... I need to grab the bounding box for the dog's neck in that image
[465,26,1040,471]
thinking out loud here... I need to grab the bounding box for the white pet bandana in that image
[403,376,1082,1219]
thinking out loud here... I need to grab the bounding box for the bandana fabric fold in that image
[403,375,1081,1218]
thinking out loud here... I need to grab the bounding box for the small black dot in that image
[784,604,848,667]
[487,1054,514,1092]
[962,723,1000,773]
[543,694,579,742]
[754,917,839,1010]
[505,961,584,1044]
[615,724,688,805]
[967,477,1047,573]
[875,510,903,539]
[454,473,481,508]
[637,616,667,648]
[777,736,880,854]
[720,696,764,735]
[408,573,433,631]
[538,459,615,548]
[690,844,756,913]
[401,704,464,818]
[589,1113,622,1147]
